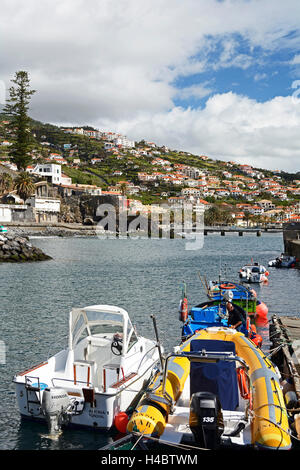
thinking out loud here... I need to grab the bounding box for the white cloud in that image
[291,54,300,65]
[175,83,214,101]
[1,0,300,170]
[254,73,268,82]
[108,92,300,172]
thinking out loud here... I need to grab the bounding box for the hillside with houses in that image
[0,116,300,227]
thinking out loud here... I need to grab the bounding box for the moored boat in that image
[179,281,264,346]
[13,305,161,433]
[239,263,269,284]
[180,298,263,348]
[127,327,292,450]
[206,279,268,325]
[208,280,257,311]
[269,254,297,269]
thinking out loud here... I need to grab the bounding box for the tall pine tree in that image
[3,71,36,170]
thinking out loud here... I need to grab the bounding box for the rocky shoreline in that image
[0,232,52,262]
[8,225,98,238]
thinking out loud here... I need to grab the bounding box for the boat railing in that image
[51,376,91,388]
[135,344,159,373]
[50,349,159,395]
[161,351,248,399]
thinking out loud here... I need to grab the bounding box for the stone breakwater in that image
[0,232,52,262]
[10,226,97,238]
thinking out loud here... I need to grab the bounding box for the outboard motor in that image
[41,388,72,434]
[189,391,224,449]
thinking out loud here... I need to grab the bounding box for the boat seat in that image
[189,339,239,411]
[73,359,95,387]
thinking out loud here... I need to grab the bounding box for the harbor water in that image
[1,232,299,450]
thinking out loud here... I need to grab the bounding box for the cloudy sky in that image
[1,0,300,172]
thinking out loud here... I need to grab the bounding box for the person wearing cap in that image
[223,290,247,331]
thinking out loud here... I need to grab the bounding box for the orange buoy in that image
[256,301,268,318]
[114,411,129,434]
[255,301,268,326]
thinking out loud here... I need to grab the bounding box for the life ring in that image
[220,283,236,289]
[179,297,188,322]
[237,367,250,400]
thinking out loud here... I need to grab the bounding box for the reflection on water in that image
[1,233,300,449]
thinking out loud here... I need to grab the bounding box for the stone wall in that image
[283,222,300,266]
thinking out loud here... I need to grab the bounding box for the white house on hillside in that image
[27,163,72,186]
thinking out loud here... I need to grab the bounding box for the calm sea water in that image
[1,232,299,450]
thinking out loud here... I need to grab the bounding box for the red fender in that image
[179,297,188,322]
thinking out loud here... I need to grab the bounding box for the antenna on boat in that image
[197,271,209,295]
[151,315,164,371]
[218,255,222,283]
[182,280,187,298]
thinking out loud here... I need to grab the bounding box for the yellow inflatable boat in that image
[127,327,291,450]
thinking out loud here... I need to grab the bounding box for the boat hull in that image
[14,369,153,430]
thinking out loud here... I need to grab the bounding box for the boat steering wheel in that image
[111,337,123,356]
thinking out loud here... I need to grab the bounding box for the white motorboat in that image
[13,305,161,433]
[239,263,269,283]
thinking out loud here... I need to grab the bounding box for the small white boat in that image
[13,305,161,433]
[239,263,269,283]
[268,254,297,269]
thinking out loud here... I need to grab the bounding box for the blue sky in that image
[1,0,300,171]
[173,33,298,107]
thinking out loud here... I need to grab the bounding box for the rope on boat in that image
[250,402,292,449]
[266,342,292,359]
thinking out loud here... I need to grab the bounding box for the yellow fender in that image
[127,340,191,437]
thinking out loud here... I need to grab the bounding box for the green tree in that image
[14,172,35,202]
[119,182,128,196]
[0,172,14,194]
[3,71,36,170]
[204,205,233,226]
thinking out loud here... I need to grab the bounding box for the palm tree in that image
[243,210,252,228]
[0,172,13,195]
[251,215,260,227]
[119,182,128,196]
[14,172,35,202]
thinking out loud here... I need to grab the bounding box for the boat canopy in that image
[242,264,265,273]
[69,305,136,355]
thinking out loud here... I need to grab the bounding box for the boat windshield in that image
[251,267,260,273]
[69,306,135,353]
